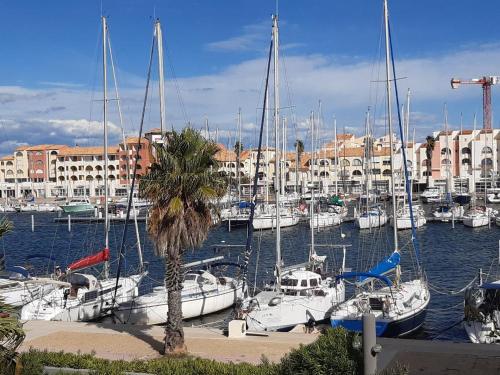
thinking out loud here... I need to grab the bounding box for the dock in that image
[19,321,500,374]
[54,216,147,223]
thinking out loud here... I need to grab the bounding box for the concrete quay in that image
[18,321,500,374]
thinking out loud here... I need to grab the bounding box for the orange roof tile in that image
[124,137,149,144]
[215,147,237,162]
[58,146,119,156]
[26,144,67,151]
[15,145,30,151]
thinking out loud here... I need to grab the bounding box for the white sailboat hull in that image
[115,278,244,325]
[356,213,388,229]
[331,279,430,337]
[253,214,299,230]
[309,212,342,228]
[463,215,490,228]
[21,274,144,322]
[0,279,54,307]
[464,320,500,344]
[245,282,345,332]
[391,215,426,229]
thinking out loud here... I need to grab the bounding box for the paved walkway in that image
[20,321,317,364]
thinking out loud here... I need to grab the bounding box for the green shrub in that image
[278,328,362,375]
[19,349,278,375]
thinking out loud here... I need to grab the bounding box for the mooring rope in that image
[427,276,477,296]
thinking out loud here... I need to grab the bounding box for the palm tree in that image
[294,139,304,193]
[0,218,24,371]
[425,135,436,187]
[139,128,227,354]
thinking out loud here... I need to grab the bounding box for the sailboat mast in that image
[364,109,370,218]
[102,16,110,278]
[107,26,144,271]
[265,93,270,204]
[238,108,242,205]
[444,103,451,201]
[310,111,315,256]
[155,20,166,136]
[334,117,338,195]
[384,0,399,250]
[272,14,281,289]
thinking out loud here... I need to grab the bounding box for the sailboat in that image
[0,255,61,308]
[391,92,426,230]
[330,0,429,337]
[433,106,462,221]
[21,17,144,322]
[356,109,388,230]
[464,247,500,344]
[240,15,346,332]
[309,111,342,229]
[463,116,497,227]
[112,20,244,324]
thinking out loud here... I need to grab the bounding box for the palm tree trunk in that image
[164,254,185,354]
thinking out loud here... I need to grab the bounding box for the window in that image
[352,159,362,166]
[441,147,451,155]
[461,147,471,155]
[301,280,307,287]
[35,151,42,156]
[482,146,493,154]
[340,159,350,167]
[371,168,381,175]
[352,170,362,176]
[382,169,391,176]
[16,169,23,174]
[481,158,493,167]
[382,160,391,166]
[462,158,471,165]
[6,161,13,166]
[309,278,318,287]
[423,171,431,176]
[281,278,298,287]
[15,152,23,157]
[5,170,13,176]
[441,159,451,165]
[115,188,127,197]
[422,159,431,166]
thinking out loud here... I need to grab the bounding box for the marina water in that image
[2,206,499,342]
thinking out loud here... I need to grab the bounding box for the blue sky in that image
[1,0,500,154]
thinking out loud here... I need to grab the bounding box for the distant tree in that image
[425,135,436,187]
[294,139,304,192]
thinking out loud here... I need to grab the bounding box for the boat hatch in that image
[67,273,97,289]
[369,298,384,311]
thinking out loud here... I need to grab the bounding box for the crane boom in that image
[450,76,500,130]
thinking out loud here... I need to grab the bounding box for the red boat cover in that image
[67,248,110,271]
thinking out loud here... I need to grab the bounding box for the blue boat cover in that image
[336,272,392,287]
[357,251,400,284]
[238,201,253,209]
[480,282,500,290]
[5,266,30,278]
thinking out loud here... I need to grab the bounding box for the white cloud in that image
[205,20,269,52]
[1,43,500,155]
